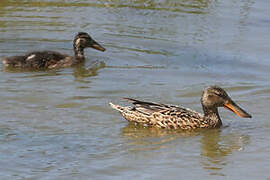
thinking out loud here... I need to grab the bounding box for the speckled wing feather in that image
[24,51,68,68]
[110,98,208,130]
[123,98,172,114]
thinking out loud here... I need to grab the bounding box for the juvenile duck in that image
[2,32,105,69]
[110,86,252,130]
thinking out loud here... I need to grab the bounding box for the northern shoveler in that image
[110,86,252,130]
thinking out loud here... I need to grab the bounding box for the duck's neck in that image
[74,46,85,60]
[202,106,222,128]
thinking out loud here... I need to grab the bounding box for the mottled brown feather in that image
[110,86,252,130]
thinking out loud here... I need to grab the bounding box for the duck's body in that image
[110,86,252,130]
[2,51,73,69]
[2,32,105,69]
[110,99,209,130]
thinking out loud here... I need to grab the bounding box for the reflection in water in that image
[0,0,212,15]
[200,129,250,176]
[122,123,250,176]
[102,0,211,13]
[1,65,59,73]
[121,123,203,152]
[121,123,190,151]
[0,0,11,33]
[232,0,255,53]
[122,122,201,138]
[2,60,105,80]
[73,60,106,81]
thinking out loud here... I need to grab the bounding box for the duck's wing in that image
[125,98,202,117]
[110,98,204,129]
[25,51,68,68]
[123,98,173,115]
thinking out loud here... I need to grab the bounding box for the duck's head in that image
[201,86,252,118]
[73,32,106,52]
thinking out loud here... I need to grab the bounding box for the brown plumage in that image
[2,32,105,69]
[110,86,252,130]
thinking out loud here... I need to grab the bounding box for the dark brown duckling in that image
[2,32,105,69]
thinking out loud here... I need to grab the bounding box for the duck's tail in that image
[109,102,127,113]
[2,58,11,66]
[2,56,24,67]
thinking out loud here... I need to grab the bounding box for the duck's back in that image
[2,51,70,69]
[110,98,206,130]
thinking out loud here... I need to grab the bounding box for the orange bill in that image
[224,101,252,118]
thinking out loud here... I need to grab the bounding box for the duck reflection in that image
[122,123,199,139]
[121,123,201,151]
[101,0,211,14]
[73,60,106,81]
[121,123,250,175]
[1,60,106,83]
[200,128,250,175]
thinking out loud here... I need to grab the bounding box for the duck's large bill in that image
[90,40,106,52]
[224,101,252,118]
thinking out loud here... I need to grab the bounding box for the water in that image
[0,0,269,179]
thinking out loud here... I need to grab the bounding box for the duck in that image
[110,86,252,130]
[1,32,105,69]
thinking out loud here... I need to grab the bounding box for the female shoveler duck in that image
[2,32,105,69]
[110,86,252,130]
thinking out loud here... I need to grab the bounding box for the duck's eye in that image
[214,92,227,99]
[212,90,223,96]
